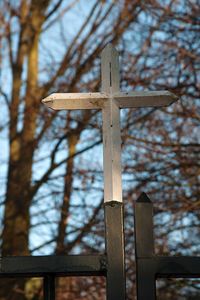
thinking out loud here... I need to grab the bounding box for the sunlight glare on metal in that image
[42,43,179,203]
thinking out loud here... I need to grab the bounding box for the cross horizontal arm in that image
[42,93,109,110]
[114,91,179,108]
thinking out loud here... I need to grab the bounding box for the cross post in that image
[42,44,178,300]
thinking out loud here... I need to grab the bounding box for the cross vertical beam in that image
[101,45,126,300]
[101,44,122,203]
[101,44,120,94]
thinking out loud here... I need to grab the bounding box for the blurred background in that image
[0,0,199,299]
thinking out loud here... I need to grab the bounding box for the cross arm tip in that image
[163,91,179,105]
[41,93,56,109]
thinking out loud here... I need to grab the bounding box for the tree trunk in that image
[1,2,49,299]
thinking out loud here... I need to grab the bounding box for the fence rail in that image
[134,192,200,299]
[0,194,199,299]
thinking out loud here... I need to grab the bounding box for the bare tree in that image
[0,0,199,299]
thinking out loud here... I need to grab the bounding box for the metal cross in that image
[42,44,178,203]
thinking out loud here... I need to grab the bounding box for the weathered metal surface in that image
[134,193,200,300]
[42,44,178,203]
[44,275,55,300]
[42,92,108,110]
[138,257,200,278]
[114,90,178,108]
[104,202,126,300]
[0,255,106,277]
[134,192,154,258]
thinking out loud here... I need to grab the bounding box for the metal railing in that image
[134,193,200,299]
[0,202,126,300]
[0,195,199,299]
